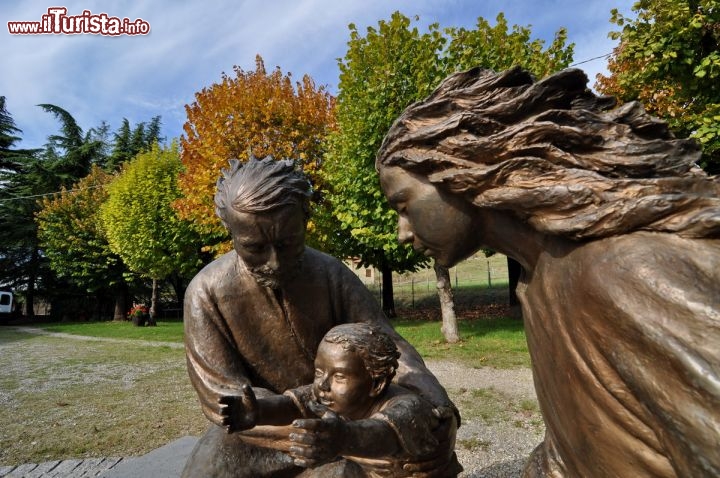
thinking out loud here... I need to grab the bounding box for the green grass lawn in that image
[392,317,529,368]
[32,313,528,368]
[37,320,185,342]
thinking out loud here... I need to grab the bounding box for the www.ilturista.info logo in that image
[8,7,150,36]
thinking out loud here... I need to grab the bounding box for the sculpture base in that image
[100,436,198,478]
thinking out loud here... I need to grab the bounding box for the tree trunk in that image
[434,263,460,343]
[169,273,187,310]
[25,245,40,319]
[149,277,159,320]
[380,263,396,318]
[507,256,523,319]
[113,282,129,321]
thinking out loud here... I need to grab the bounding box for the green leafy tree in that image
[325,12,574,317]
[444,13,573,77]
[37,166,131,320]
[324,13,447,317]
[101,142,203,317]
[597,0,720,173]
[1,102,165,318]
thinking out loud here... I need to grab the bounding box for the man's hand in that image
[401,406,459,477]
[288,401,346,467]
[218,384,258,433]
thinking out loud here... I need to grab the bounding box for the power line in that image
[0,184,106,203]
[571,52,612,67]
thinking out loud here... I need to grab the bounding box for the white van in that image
[0,291,14,318]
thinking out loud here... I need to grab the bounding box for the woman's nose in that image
[397,216,414,244]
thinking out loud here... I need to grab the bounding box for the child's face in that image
[313,340,376,420]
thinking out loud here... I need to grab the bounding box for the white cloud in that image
[1,0,636,148]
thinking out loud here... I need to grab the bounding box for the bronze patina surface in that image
[376,66,720,478]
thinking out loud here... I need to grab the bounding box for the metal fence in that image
[366,254,511,309]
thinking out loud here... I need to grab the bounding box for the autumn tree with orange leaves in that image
[175,55,336,253]
[597,1,720,173]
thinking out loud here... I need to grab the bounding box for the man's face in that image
[312,340,377,420]
[224,204,306,289]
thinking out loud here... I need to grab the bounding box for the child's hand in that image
[288,402,346,467]
[218,384,258,433]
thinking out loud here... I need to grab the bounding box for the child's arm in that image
[218,384,304,432]
[288,402,401,467]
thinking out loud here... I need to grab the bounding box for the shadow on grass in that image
[392,307,528,367]
[405,283,510,310]
[457,316,524,339]
[0,327,37,345]
[393,316,524,338]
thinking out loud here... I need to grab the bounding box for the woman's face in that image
[379,166,482,267]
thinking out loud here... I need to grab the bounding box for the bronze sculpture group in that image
[183,66,719,477]
[182,157,459,477]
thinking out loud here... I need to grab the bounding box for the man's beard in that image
[249,259,303,289]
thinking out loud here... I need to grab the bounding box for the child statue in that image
[219,322,462,477]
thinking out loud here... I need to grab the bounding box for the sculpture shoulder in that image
[186,251,239,296]
[302,247,357,278]
[581,232,718,275]
[303,246,344,266]
[557,232,720,301]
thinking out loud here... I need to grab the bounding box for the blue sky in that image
[2,0,635,149]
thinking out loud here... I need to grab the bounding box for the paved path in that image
[0,458,125,477]
[0,437,197,478]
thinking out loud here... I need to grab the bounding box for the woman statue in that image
[376,66,720,478]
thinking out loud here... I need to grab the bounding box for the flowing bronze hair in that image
[376,66,720,240]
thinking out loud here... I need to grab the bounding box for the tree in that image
[36,166,130,320]
[38,104,106,184]
[106,116,164,170]
[176,55,336,253]
[1,102,165,318]
[597,0,720,173]
[0,96,37,171]
[434,264,459,342]
[325,12,574,321]
[0,102,105,317]
[444,13,574,77]
[106,118,131,170]
[101,142,203,317]
[324,13,447,318]
[0,97,42,315]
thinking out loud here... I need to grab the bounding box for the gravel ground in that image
[426,361,542,478]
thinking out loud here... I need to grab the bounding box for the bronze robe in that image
[520,232,720,477]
